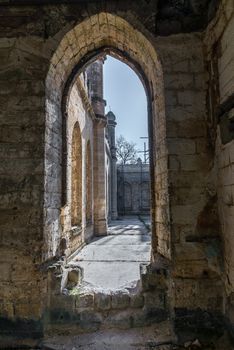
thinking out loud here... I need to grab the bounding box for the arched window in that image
[71,122,82,227]
[86,141,92,225]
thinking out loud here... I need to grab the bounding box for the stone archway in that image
[44,12,170,262]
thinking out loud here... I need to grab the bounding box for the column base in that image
[94,219,107,236]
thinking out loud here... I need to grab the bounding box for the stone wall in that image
[155,32,224,321]
[117,162,150,216]
[60,77,94,257]
[204,0,234,333]
[1,0,233,345]
[0,6,47,340]
[0,10,169,342]
[43,11,169,259]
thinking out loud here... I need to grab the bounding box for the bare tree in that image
[116,135,138,164]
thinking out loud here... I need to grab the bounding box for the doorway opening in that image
[64,54,151,292]
[44,13,171,301]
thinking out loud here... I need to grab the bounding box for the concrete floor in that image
[70,216,151,291]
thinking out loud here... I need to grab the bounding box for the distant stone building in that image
[117,159,150,216]
[104,109,151,217]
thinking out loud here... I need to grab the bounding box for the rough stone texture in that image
[204,0,234,336]
[217,10,234,104]
[154,31,225,317]
[42,322,175,350]
[42,11,169,261]
[70,122,82,228]
[1,0,234,347]
[60,77,94,256]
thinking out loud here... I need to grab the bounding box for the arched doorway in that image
[44,13,170,263]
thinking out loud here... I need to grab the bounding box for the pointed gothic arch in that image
[44,13,170,261]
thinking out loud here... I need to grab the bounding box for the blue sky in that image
[103,55,148,154]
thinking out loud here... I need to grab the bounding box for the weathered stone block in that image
[167,139,196,155]
[78,310,103,331]
[67,267,82,287]
[94,292,111,311]
[0,262,11,281]
[104,310,132,329]
[141,270,168,292]
[130,294,144,308]
[111,292,130,309]
[144,291,166,310]
[0,301,14,318]
[164,73,194,90]
[131,309,148,327]
[76,292,94,309]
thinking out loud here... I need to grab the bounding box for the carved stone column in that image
[86,58,108,235]
[93,117,108,235]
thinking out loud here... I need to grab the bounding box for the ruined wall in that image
[0,11,169,341]
[155,32,224,324]
[61,78,94,256]
[204,0,234,332]
[216,4,234,293]
[0,0,229,344]
[0,8,47,342]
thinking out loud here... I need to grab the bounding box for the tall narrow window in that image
[86,141,92,225]
[71,122,82,227]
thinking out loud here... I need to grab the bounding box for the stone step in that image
[42,322,175,350]
[45,291,168,336]
[74,289,145,311]
[46,261,169,336]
